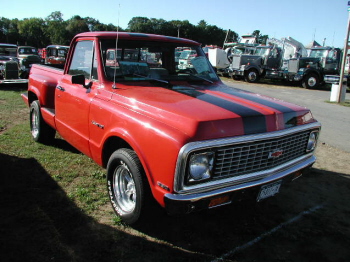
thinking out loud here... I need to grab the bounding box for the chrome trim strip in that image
[174,122,321,193]
[0,79,28,84]
[167,155,315,202]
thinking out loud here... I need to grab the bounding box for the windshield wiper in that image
[182,73,213,84]
[132,73,171,86]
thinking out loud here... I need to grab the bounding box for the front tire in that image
[30,100,56,144]
[107,148,147,225]
[244,69,260,83]
[302,73,320,89]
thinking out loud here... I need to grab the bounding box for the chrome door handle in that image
[56,86,65,91]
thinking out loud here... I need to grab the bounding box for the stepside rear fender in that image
[27,65,63,108]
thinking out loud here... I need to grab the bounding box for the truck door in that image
[324,49,339,74]
[266,48,281,69]
[55,40,96,157]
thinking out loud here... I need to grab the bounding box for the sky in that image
[2,0,350,48]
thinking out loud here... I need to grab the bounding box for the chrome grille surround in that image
[288,59,299,73]
[231,55,241,70]
[174,122,321,194]
[214,131,309,179]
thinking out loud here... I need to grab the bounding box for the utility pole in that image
[337,3,350,103]
[223,29,230,48]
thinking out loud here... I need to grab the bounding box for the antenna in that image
[112,3,121,89]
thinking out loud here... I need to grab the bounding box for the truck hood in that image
[110,82,315,140]
[298,57,320,68]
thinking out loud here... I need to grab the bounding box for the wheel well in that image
[102,136,132,168]
[102,136,153,198]
[245,67,261,77]
[245,66,259,73]
[304,70,321,79]
[28,91,38,105]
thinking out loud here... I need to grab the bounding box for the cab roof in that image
[46,45,70,49]
[74,31,200,46]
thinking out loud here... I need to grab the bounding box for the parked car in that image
[45,45,69,65]
[0,43,27,84]
[17,46,42,78]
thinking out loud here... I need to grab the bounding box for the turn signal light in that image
[209,195,231,208]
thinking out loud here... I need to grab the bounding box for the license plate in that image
[257,180,282,202]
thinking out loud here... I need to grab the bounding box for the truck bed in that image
[28,64,64,109]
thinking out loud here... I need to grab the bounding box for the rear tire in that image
[30,100,55,144]
[107,148,148,225]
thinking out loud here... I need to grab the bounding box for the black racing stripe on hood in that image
[173,87,267,134]
[213,87,298,128]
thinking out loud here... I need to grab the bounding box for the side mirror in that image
[71,74,92,90]
[71,74,85,85]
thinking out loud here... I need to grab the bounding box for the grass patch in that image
[326,99,350,107]
[0,85,207,262]
[0,85,108,216]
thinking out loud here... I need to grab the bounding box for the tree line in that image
[0,11,268,48]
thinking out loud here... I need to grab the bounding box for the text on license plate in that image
[257,180,282,202]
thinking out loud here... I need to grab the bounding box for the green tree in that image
[45,11,68,45]
[18,17,48,47]
[0,17,21,44]
[96,23,121,31]
[193,20,229,46]
[226,30,239,43]
[127,17,151,32]
[168,20,196,39]
[253,30,269,45]
[66,15,89,40]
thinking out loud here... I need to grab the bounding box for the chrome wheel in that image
[307,76,317,87]
[113,161,136,214]
[29,100,55,144]
[107,148,148,225]
[245,69,259,83]
[31,107,39,139]
[302,73,319,89]
[248,71,257,82]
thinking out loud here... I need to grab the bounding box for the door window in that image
[68,41,94,79]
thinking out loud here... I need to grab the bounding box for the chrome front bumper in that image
[164,154,315,215]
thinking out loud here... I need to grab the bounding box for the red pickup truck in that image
[22,32,321,224]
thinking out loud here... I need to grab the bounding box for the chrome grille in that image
[213,131,310,179]
[231,56,241,69]
[288,59,299,73]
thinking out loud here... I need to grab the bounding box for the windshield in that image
[254,47,270,57]
[48,48,68,57]
[100,39,219,83]
[232,48,244,55]
[309,49,328,58]
[0,46,17,57]
[18,47,38,55]
[58,49,68,57]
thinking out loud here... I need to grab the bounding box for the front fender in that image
[302,68,322,79]
[88,102,191,207]
[245,64,262,74]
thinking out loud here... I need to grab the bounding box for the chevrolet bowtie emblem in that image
[268,149,284,159]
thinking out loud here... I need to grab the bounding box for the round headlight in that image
[188,152,214,182]
[306,131,318,152]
